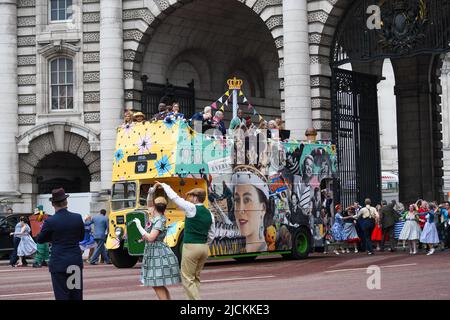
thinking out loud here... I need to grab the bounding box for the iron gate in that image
[331,68,381,208]
[140,75,196,119]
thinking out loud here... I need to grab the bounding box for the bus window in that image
[111,182,136,211]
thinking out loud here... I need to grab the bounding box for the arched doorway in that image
[35,152,91,194]
[330,0,450,206]
[138,0,282,123]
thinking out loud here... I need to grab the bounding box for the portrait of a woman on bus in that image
[231,166,274,253]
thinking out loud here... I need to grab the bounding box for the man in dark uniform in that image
[37,188,85,300]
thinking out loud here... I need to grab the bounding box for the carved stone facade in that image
[2,0,449,213]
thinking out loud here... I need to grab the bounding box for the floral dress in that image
[331,213,346,242]
[141,215,181,287]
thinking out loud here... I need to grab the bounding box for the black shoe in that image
[367,252,374,255]
[32,263,42,268]
[41,261,48,267]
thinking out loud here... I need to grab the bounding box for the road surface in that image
[1,251,450,300]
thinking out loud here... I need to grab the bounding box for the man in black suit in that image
[37,188,85,300]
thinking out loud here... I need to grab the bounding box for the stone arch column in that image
[308,0,353,140]
[0,0,19,198]
[442,55,450,197]
[121,0,284,112]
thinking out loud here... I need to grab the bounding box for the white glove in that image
[133,218,147,237]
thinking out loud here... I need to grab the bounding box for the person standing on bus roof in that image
[154,181,215,300]
[165,102,185,122]
[151,103,168,121]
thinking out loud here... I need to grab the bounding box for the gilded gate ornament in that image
[377,0,428,53]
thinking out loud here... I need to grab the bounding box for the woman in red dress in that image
[371,204,383,250]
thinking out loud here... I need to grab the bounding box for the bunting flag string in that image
[210,90,232,110]
[209,88,266,123]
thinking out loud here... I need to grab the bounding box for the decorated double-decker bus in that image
[105,118,337,268]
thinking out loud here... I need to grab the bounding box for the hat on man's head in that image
[154,197,167,206]
[186,188,206,202]
[36,205,43,211]
[49,188,70,203]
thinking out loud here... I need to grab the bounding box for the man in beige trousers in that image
[156,182,215,300]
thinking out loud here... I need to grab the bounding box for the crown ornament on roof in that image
[227,77,243,90]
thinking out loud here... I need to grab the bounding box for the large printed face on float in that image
[234,184,266,240]
[230,167,270,253]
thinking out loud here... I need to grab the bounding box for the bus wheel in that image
[109,244,139,268]
[290,228,311,260]
[233,256,257,263]
[171,231,184,265]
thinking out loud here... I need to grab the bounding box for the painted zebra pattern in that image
[285,148,302,175]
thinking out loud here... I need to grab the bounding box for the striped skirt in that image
[394,221,405,239]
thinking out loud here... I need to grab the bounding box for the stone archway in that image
[18,131,101,196]
[122,0,284,119]
[312,0,450,205]
[35,152,91,194]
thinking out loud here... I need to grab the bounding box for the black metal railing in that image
[141,75,196,119]
[331,68,381,208]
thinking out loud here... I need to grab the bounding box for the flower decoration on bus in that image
[114,148,124,163]
[185,125,197,141]
[121,122,134,135]
[135,135,151,155]
[155,155,172,176]
[163,116,176,129]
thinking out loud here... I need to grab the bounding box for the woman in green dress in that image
[133,188,181,300]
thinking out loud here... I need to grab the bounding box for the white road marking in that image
[0,291,54,298]
[0,275,275,298]
[324,263,417,273]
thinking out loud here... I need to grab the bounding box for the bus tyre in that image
[109,244,139,268]
[290,227,311,260]
[171,231,184,265]
[233,256,257,263]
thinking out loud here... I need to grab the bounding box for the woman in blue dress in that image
[79,216,97,253]
[420,203,440,255]
[133,188,181,300]
[331,204,347,254]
